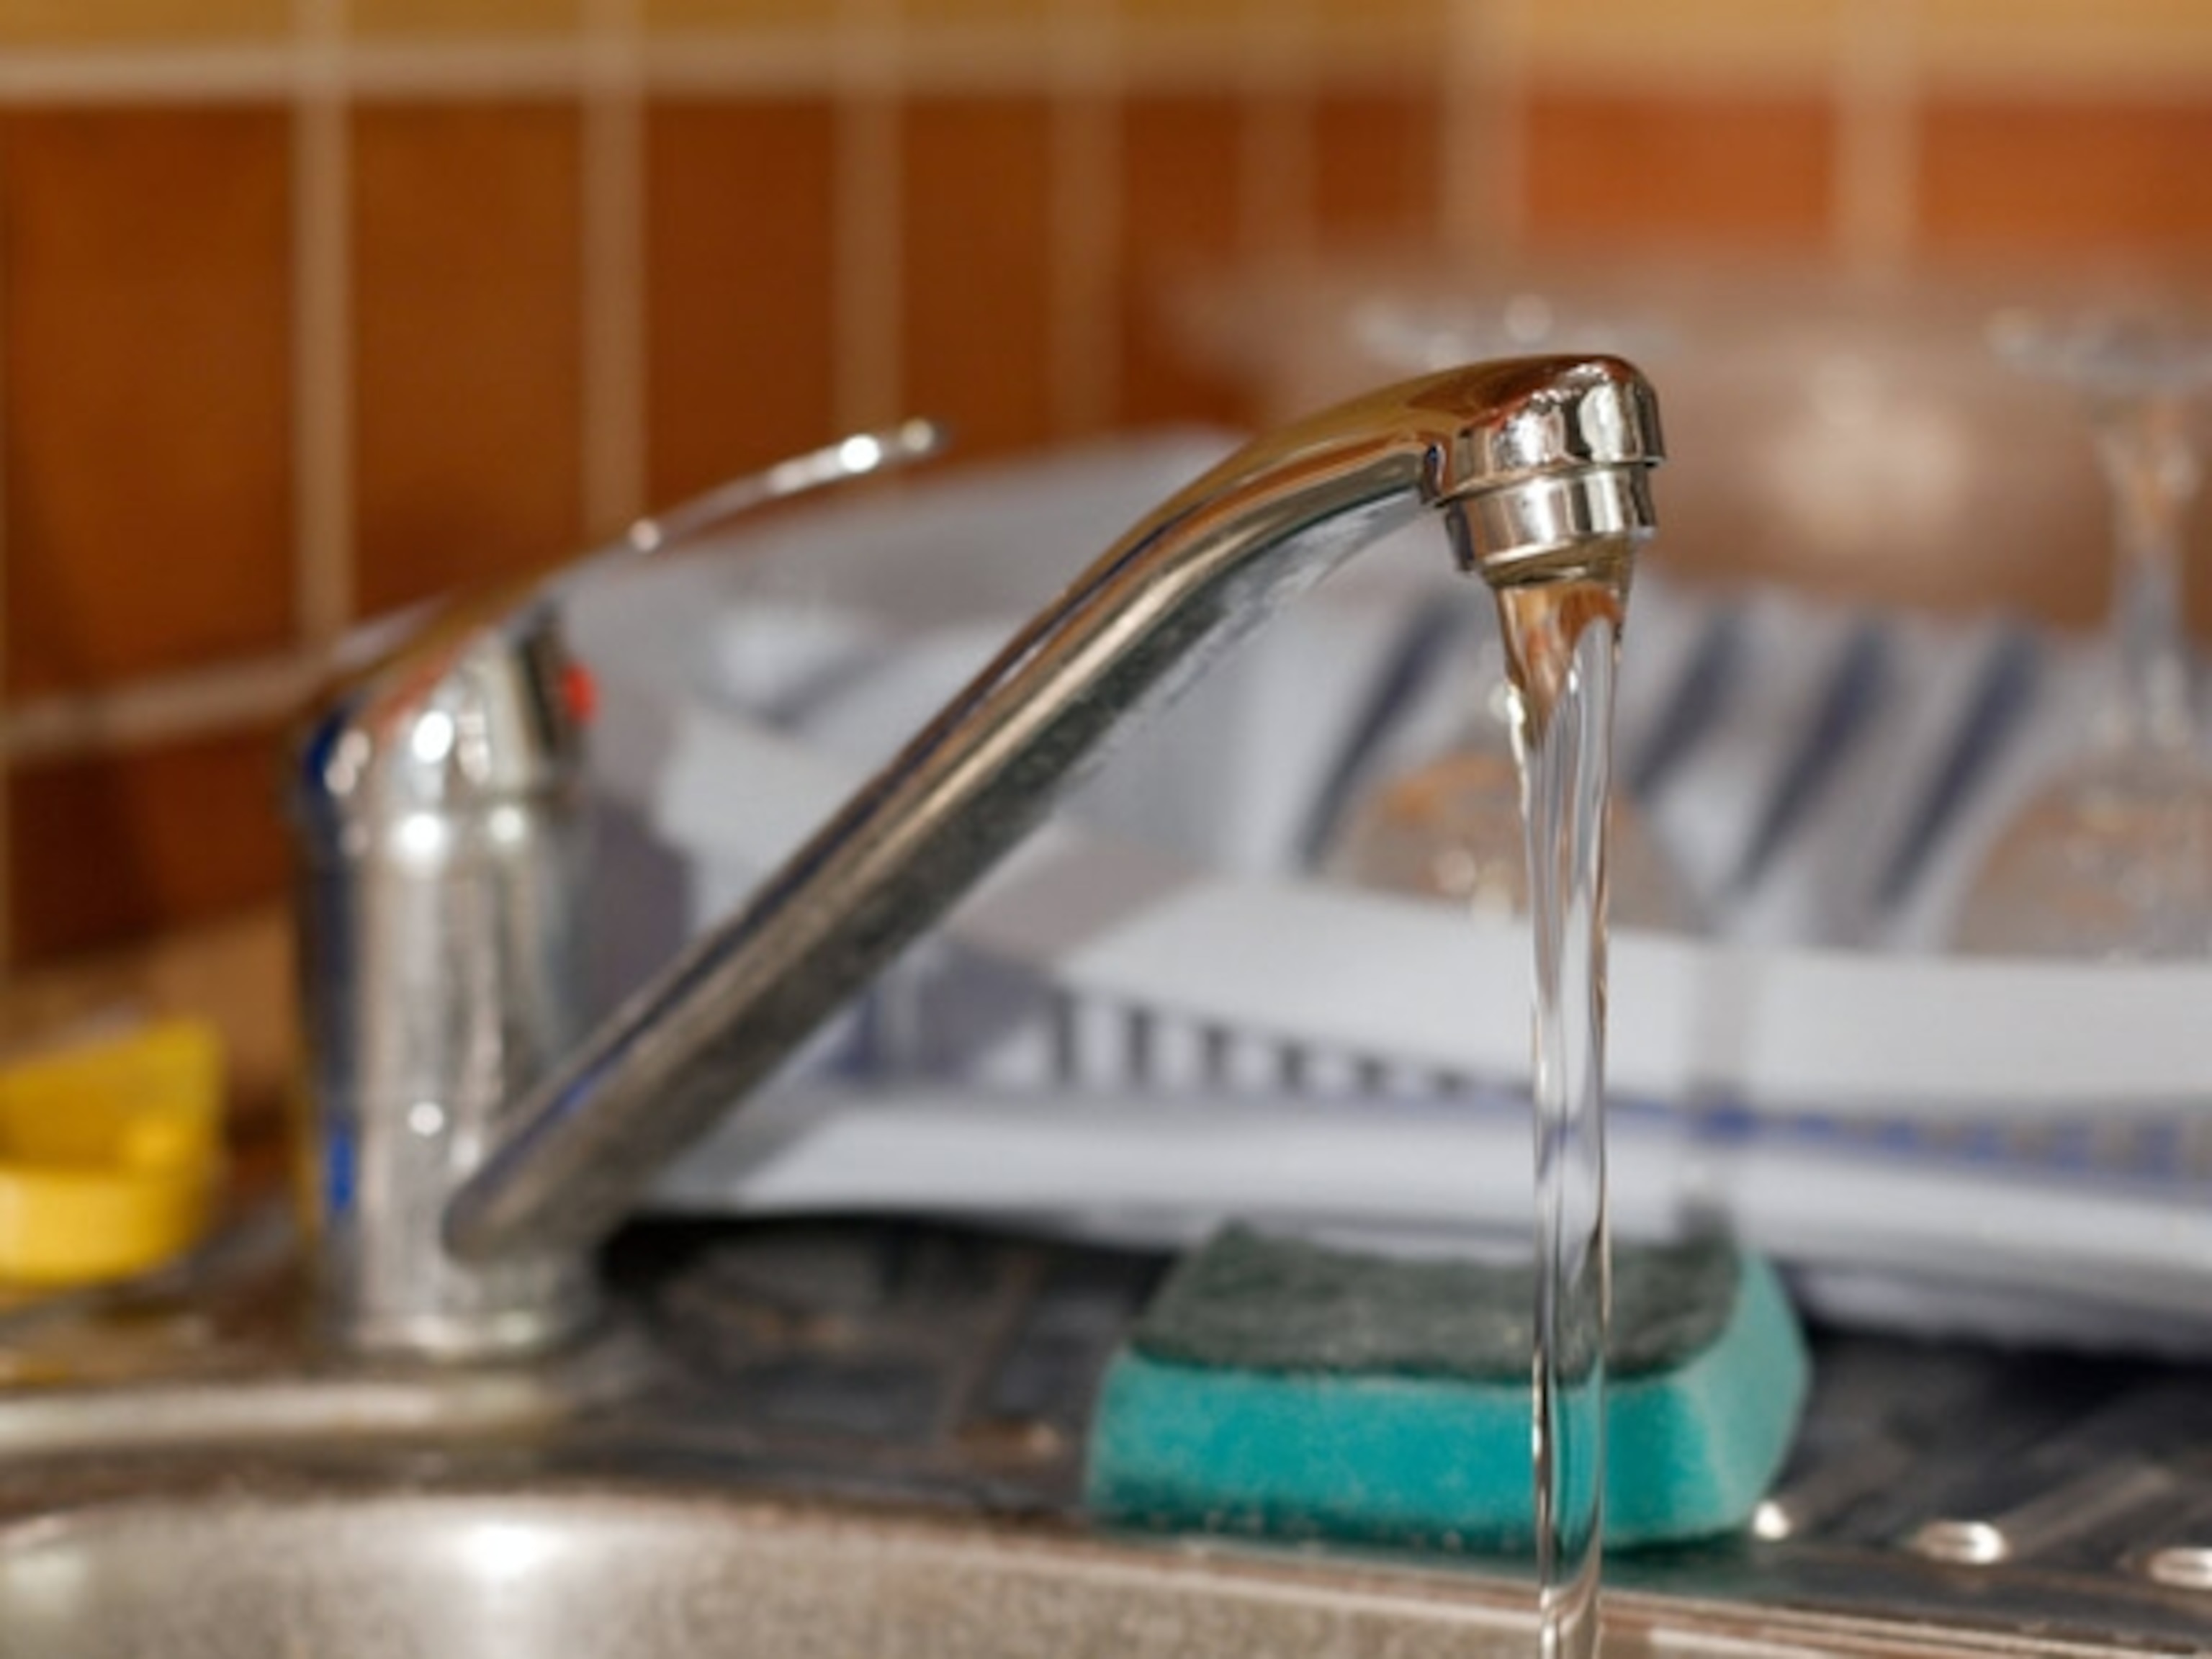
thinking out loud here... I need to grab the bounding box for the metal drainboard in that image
[598,1219,2212,1653]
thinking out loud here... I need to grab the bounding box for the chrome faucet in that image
[291,425,948,1357]
[293,359,1663,1360]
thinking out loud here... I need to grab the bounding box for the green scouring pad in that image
[1085,1227,1808,1552]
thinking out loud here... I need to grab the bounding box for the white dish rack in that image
[564,432,2212,1354]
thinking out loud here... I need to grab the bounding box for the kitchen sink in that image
[4,1218,2211,1658]
[0,1461,2125,1659]
[0,1471,1565,1659]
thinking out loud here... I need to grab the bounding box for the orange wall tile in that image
[1918,0,2212,84]
[351,102,587,619]
[645,99,838,504]
[350,0,580,35]
[1114,0,1246,24]
[9,727,289,965]
[1918,99,2212,253]
[1313,0,1441,38]
[901,0,1054,24]
[899,96,1056,459]
[2,108,295,698]
[645,0,836,29]
[1313,89,1441,246]
[0,0,287,43]
[1523,90,1837,249]
[1115,93,1251,430]
[1519,0,1844,84]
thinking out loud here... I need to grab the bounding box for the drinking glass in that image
[1321,631,1700,930]
[1953,307,2212,958]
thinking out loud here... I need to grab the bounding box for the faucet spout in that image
[447,357,1663,1271]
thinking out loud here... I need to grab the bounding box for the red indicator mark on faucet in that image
[561,660,599,727]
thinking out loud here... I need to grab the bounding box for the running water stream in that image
[1491,553,1632,1659]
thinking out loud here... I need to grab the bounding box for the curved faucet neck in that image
[443,357,1663,1292]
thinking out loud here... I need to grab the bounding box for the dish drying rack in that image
[565,433,2212,1355]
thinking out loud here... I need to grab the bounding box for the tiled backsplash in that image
[2,0,2209,964]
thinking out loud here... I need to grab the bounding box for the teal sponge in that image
[1085,1228,1808,1552]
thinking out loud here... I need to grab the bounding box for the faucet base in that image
[323,1258,601,1364]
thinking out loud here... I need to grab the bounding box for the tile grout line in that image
[0,35,1448,105]
[1,652,329,768]
[834,0,903,434]
[1833,0,1920,274]
[0,31,2197,106]
[0,43,302,103]
[294,0,354,647]
[1441,0,1527,261]
[0,117,13,974]
[580,0,647,533]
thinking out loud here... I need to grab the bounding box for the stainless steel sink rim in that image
[0,1463,2155,1659]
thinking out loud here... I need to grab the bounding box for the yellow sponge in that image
[0,1020,225,1287]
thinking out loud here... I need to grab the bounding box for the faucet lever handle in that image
[291,420,950,1359]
